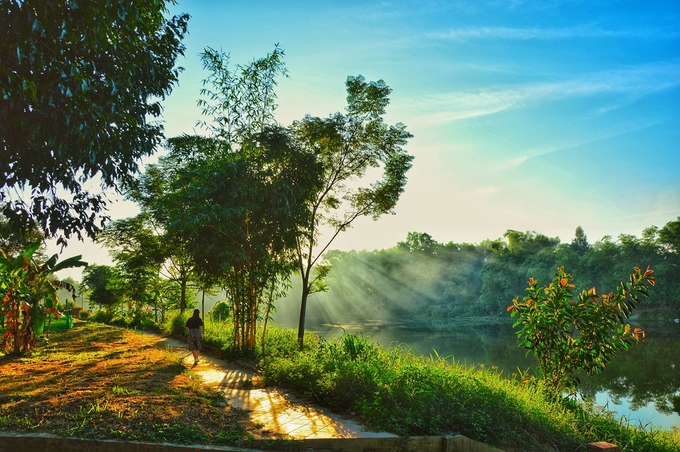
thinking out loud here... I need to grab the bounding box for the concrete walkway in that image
[153,335,398,441]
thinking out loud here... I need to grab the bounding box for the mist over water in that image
[273,248,485,327]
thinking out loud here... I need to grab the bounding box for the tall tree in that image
[571,226,590,254]
[106,170,198,314]
[164,129,320,350]
[292,76,414,347]
[0,0,189,243]
[130,46,319,350]
[97,215,167,320]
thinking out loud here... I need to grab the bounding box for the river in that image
[305,319,680,431]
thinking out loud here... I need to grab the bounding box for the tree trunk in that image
[180,280,187,313]
[297,276,310,349]
[201,289,205,323]
[12,300,20,355]
[261,285,275,356]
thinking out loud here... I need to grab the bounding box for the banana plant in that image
[0,242,86,354]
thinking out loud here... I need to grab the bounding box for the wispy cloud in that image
[489,121,664,173]
[408,62,680,123]
[427,24,678,41]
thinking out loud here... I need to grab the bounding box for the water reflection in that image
[310,320,680,430]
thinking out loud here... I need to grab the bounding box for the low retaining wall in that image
[0,432,503,452]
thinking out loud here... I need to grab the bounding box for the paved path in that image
[152,335,398,441]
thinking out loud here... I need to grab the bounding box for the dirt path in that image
[152,334,398,440]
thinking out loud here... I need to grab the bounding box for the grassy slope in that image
[4,317,678,452]
[253,326,680,452]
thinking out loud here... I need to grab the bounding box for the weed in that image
[112,386,140,395]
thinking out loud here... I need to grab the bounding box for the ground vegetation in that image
[0,321,256,444]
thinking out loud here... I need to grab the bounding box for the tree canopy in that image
[0,0,189,243]
[293,75,414,347]
[112,46,321,350]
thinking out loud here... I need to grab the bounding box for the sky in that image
[50,0,680,279]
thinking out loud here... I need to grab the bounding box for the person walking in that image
[185,309,204,365]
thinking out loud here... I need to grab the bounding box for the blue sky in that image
[54,0,680,270]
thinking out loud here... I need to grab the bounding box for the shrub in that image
[209,301,230,322]
[89,309,113,323]
[258,328,678,451]
[163,311,190,337]
[508,266,655,392]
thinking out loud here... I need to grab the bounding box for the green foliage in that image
[290,235,489,324]
[509,266,656,392]
[300,219,680,324]
[139,46,324,351]
[163,311,190,337]
[293,75,414,347]
[209,302,230,322]
[97,215,191,319]
[89,309,115,324]
[1,0,189,242]
[197,45,287,144]
[162,128,321,351]
[0,215,44,257]
[0,241,85,354]
[81,265,123,314]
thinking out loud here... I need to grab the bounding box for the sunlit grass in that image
[0,321,251,445]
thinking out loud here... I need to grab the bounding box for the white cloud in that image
[487,120,664,173]
[407,62,680,124]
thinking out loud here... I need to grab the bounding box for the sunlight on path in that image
[152,335,397,440]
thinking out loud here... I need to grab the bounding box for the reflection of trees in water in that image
[578,324,680,415]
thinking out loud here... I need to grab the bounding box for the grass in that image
[196,318,680,452]
[0,320,255,446]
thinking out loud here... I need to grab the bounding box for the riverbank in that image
[247,325,679,452]
[166,311,680,451]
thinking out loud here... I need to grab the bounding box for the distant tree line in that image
[306,219,680,322]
